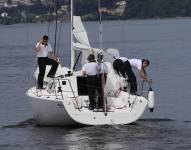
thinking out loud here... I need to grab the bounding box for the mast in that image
[70,0,74,70]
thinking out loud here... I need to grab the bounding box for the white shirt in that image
[36,42,53,57]
[128,59,142,70]
[98,62,108,74]
[82,62,99,76]
[118,57,142,70]
[118,57,128,63]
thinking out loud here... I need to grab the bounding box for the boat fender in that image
[147,90,155,112]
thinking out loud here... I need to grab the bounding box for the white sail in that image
[73,16,90,47]
[73,42,91,51]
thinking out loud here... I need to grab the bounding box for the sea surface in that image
[0,18,191,150]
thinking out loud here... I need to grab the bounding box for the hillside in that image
[0,0,191,24]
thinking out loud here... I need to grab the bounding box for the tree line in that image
[1,0,191,24]
[74,0,191,19]
[125,0,191,19]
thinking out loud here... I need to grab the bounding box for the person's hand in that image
[53,55,60,64]
[35,40,43,52]
[37,38,43,43]
[55,57,60,64]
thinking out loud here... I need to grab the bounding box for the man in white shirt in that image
[35,35,59,89]
[113,57,150,94]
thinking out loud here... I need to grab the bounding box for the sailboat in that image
[26,0,155,126]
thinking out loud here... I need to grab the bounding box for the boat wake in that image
[2,118,36,129]
[1,118,177,129]
[139,118,175,122]
[184,120,191,123]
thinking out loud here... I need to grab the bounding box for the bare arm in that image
[82,71,86,77]
[139,69,150,82]
[35,42,42,52]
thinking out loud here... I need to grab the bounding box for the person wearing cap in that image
[35,35,59,89]
[82,54,99,110]
[113,57,151,94]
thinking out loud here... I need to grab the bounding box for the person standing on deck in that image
[97,53,108,109]
[82,54,99,110]
[113,57,151,95]
[35,35,59,89]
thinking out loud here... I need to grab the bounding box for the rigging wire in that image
[57,12,64,57]
[42,0,53,36]
[54,0,59,54]
[98,0,103,50]
[23,2,37,89]
[98,0,108,115]
[25,0,58,89]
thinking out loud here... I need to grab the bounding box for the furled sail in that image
[73,16,120,66]
[73,16,91,65]
[73,16,90,47]
[73,42,91,51]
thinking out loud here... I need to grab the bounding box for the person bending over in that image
[113,57,150,94]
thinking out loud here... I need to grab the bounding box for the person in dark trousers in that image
[82,54,99,110]
[35,35,59,89]
[97,53,108,109]
[113,57,151,94]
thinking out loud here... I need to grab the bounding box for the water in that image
[0,18,191,149]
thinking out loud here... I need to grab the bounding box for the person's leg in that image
[47,58,59,77]
[123,61,137,94]
[37,58,46,89]
[97,75,104,108]
[87,76,96,109]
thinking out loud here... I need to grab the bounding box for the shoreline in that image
[1,16,191,25]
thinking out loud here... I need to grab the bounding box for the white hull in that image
[28,97,79,126]
[27,87,149,126]
[26,65,154,126]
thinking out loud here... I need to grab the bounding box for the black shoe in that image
[37,87,45,90]
[131,92,140,96]
[96,105,103,109]
[89,106,94,110]
[47,75,55,78]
